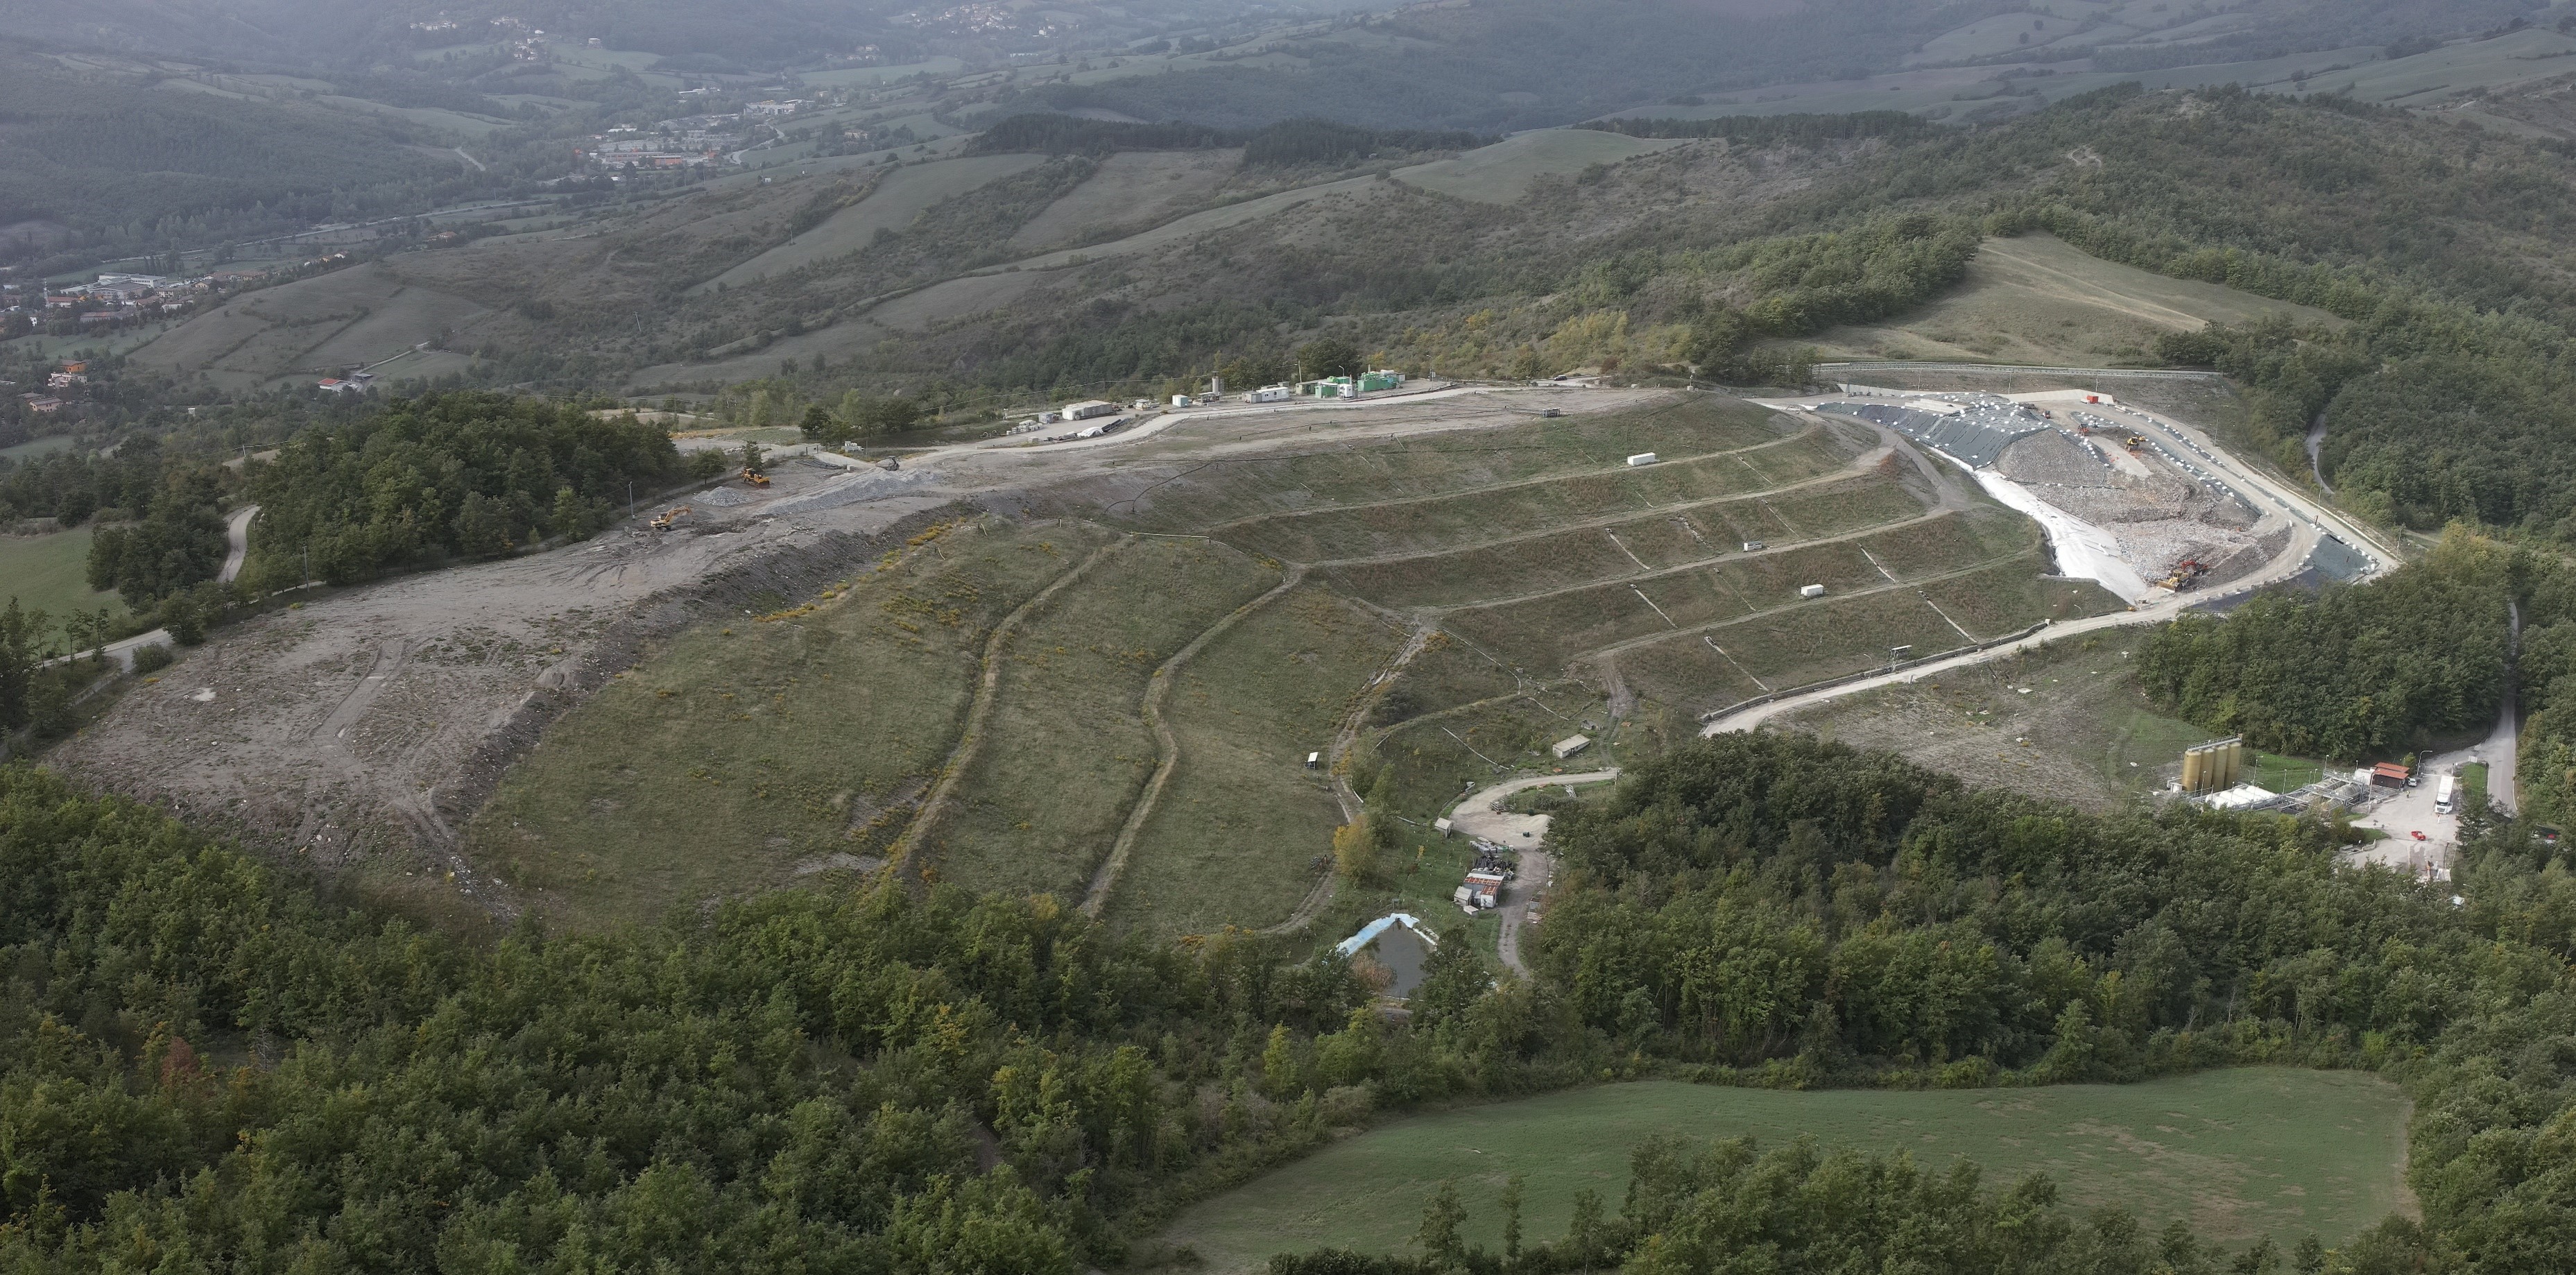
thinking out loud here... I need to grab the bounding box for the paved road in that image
[1448,769,1618,974]
[40,626,171,674]
[219,505,257,583]
[1708,388,2391,737]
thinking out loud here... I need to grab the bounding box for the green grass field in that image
[1150,1070,2410,1272]
[0,529,126,625]
[0,435,77,461]
[1393,130,1689,205]
[130,263,491,390]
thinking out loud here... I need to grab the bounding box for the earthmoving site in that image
[56,378,2368,936]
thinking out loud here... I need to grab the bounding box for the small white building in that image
[1246,384,1294,404]
[1551,734,1590,760]
[1626,452,1658,467]
[1799,584,1826,599]
[1061,400,1119,421]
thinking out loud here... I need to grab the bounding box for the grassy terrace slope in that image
[1155,1071,2411,1273]
[927,536,1280,903]
[473,393,2118,934]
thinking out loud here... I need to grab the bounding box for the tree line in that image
[2135,532,2534,762]
[239,392,683,590]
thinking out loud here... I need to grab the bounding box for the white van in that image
[2434,774,2457,815]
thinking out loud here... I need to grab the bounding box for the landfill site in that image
[1817,388,2326,603]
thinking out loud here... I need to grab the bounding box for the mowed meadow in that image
[1153,1071,2414,1273]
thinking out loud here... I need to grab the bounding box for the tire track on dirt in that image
[894,536,1128,871]
[1081,565,1304,918]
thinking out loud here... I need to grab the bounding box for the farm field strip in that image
[1149,1072,2412,1274]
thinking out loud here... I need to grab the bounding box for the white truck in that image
[2435,773,2457,815]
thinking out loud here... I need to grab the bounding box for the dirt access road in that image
[52,386,1658,918]
[1448,769,1618,973]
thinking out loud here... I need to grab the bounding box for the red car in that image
[2411,830,2428,841]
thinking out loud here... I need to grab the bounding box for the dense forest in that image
[6,724,2576,1271]
[239,392,682,588]
[2136,533,2529,760]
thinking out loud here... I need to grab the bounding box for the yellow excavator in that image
[651,505,692,531]
[2156,559,2207,590]
[741,468,771,487]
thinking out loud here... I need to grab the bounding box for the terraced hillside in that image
[467,392,2120,938]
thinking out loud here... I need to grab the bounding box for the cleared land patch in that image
[1151,1070,2411,1272]
[1395,130,1690,205]
[464,518,1112,927]
[1800,232,2346,366]
[1106,395,1798,532]
[1771,634,2222,809]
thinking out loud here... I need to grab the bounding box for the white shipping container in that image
[1626,452,1658,467]
[1800,584,1827,599]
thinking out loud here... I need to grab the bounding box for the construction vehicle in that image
[2124,434,2146,454]
[650,505,692,531]
[2155,559,2208,590]
[741,468,771,487]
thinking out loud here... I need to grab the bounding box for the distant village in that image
[3,271,268,338]
[576,100,816,172]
